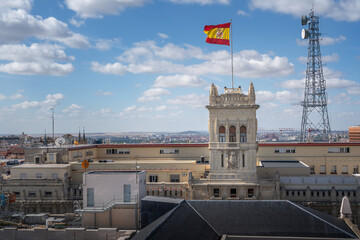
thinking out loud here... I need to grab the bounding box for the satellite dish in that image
[301,15,308,25]
[55,137,66,147]
[301,29,309,39]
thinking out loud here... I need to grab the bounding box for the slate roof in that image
[188,200,357,239]
[132,201,220,240]
[132,197,357,239]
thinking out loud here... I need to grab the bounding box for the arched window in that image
[219,126,225,142]
[229,126,236,142]
[240,126,247,142]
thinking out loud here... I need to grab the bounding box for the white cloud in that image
[297,36,346,47]
[250,0,360,22]
[62,104,83,113]
[156,105,168,111]
[0,94,7,100]
[256,90,301,103]
[298,53,339,64]
[261,102,278,110]
[167,0,230,5]
[124,105,136,112]
[13,101,40,109]
[69,18,85,27]
[348,86,360,95]
[0,43,74,75]
[280,79,305,89]
[65,0,150,18]
[95,90,113,96]
[0,5,89,48]
[237,9,249,16]
[167,93,207,108]
[321,36,346,45]
[153,75,207,88]
[324,67,357,89]
[0,0,32,13]
[158,33,169,39]
[9,93,23,100]
[137,88,171,102]
[95,39,113,51]
[92,41,294,78]
[256,91,275,102]
[281,68,357,90]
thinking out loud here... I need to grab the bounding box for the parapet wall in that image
[0,227,135,240]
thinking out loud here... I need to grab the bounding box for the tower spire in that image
[300,9,331,142]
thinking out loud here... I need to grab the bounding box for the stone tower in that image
[206,83,259,182]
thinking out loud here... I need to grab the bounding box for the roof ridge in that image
[287,201,357,238]
[186,200,221,237]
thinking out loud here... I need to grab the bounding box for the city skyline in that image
[0,0,359,134]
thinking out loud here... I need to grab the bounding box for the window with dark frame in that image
[230,188,236,198]
[170,174,180,182]
[213,188,220,197]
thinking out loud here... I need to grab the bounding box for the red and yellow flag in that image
[204,22,231,46]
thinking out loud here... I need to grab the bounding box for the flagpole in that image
[231,19,233,89]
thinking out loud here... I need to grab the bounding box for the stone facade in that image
[190,83,264,200]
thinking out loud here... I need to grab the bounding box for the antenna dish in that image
[55,137,66,147]
[301,15,308,25]
[301,29,309,39]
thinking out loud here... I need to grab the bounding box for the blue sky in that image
[0,0,359,134]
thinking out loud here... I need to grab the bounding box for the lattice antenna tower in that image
[299,9,331,142]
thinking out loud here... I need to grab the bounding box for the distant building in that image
[349,126,360,142]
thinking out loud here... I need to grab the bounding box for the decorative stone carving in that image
[227,151,239,169]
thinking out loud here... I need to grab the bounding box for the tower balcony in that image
[209,142,257,150]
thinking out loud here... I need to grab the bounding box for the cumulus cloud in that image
[0,4,89,48]
[92,41,294,78]
[298,53,339,64]
[297,36,346,47]
[256,90,301,103]
[249,0,360,22]
[13,101,40,109]
[95,39,113,51]
[0,43,74,75]
[62,104,83,116]
[69,18,85,27]
[95,90,113,96]
[11,93,64,113]
[0,93,24,100]
[9,93,24,100]
[137,88,171,102]
[167,93,207,108]
[167,0,230,5]
[281,68,358,91]
[153,75,207,88]
[348,86,360,95]
[158,33,169,39]
[237,9,250,16]
[65,0,150,18]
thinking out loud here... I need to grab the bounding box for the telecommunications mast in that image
[299,9,331,142]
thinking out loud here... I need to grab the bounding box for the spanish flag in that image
[204,22,231,46]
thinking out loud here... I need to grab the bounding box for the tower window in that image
[213,188,220,197]
[230,188,236,197]
[240,126,247,143]
[229,126,236,142]
[219,126,226,142]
